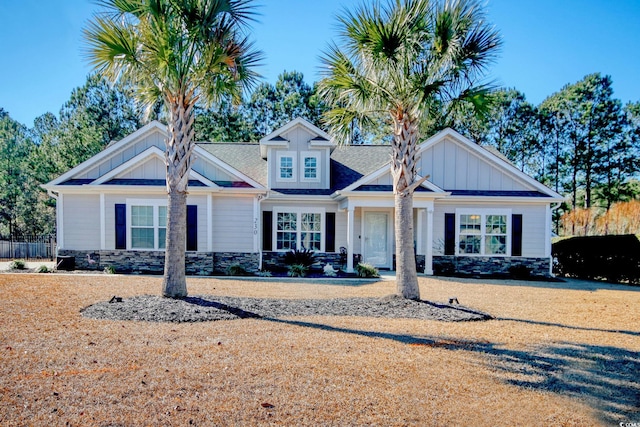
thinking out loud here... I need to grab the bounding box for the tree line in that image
[0,71,638,237]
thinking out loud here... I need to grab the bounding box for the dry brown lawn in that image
[0,272,638,426]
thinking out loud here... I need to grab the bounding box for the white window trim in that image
[276,152,296,182]
[300,151,321,182]
[455,208,511,257]
[273,206,325,252]
[126,198,168,251]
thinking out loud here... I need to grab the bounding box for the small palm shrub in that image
[225,263,248,276]
[288,263,308,277]
[103,265,116,274]
[36,265,51,273]
[282,249,317,268]
[257,269,272,277]
[9,260,26,270]
[355,262,379,278]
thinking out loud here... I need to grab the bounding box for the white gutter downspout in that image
[46,190,63,251]
[548,202,562,276]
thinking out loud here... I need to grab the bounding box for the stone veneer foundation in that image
[57,250,259,275]
[57,250,551,278]
[432,255,551,278]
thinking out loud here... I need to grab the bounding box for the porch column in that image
[57,193,64,249]
[346,207,355,273]
[416,208,425,255]
[207,194,213,252]
[100,193,105,250]
[425,206,434,275]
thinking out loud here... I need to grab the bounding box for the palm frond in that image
[320,0,501,146]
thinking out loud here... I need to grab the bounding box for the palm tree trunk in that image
[162,93,196,298]
[395,192,419,299]
[163,190,188,297]
[391,113,421,300]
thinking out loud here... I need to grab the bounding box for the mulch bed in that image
[81,294,493,323]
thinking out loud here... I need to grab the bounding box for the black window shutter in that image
[186,205,197,251]
[512,214,523,256]
[325,212,336,252]
[444,213,455,255]
[115,204,126,249]
[262,211,273,251]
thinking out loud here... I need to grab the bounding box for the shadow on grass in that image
[498,316,640,337]
[264,316,640,424]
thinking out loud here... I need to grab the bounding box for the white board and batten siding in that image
[76,131,165,180]
[420,137,529,191]
[192,157,239,183]
[118,156,165,180]
[268,126,331,191]
[432,202,548,257]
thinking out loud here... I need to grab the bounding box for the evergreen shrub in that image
[552,234,640,284]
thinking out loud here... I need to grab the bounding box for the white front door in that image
[363,211,390,268]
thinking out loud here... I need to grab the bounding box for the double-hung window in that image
[277,152,295,181]
[275,208,324,251]
[128,200,167,250]
[457,210,510,256]
[301,152,320,181]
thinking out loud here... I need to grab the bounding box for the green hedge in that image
[552,234,640,284]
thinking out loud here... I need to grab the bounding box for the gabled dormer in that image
[260,118,335,190]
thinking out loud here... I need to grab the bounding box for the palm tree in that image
[319,0,501,299]
[84,0,261,298]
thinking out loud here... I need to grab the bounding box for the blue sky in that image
[1,0,639,127]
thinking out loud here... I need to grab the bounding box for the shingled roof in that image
[197,143,267,185]
[197,142,392,193]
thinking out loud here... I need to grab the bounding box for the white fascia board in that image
[259,140,288,159]
[339,165,444,193]
[444,195,564,204]
[45,184,223,196]
[334,190,449,200]
[259,117,333,144]
[216,188,267,195]
[46,185,168,195]
[419,128,565,199]
[265,194,335,202]
[309,140,335,148]
[46,121,167,186]
[193,145,265,190]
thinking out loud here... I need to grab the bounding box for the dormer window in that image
[301,152,320,182]
[277,152,295,181]
[304,157,316,178]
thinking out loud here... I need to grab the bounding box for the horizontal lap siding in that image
[213,196,254,252]
[334,211,348,253]
[63,194,101,249]
[519,205,547,257]
[185,195,208,252]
